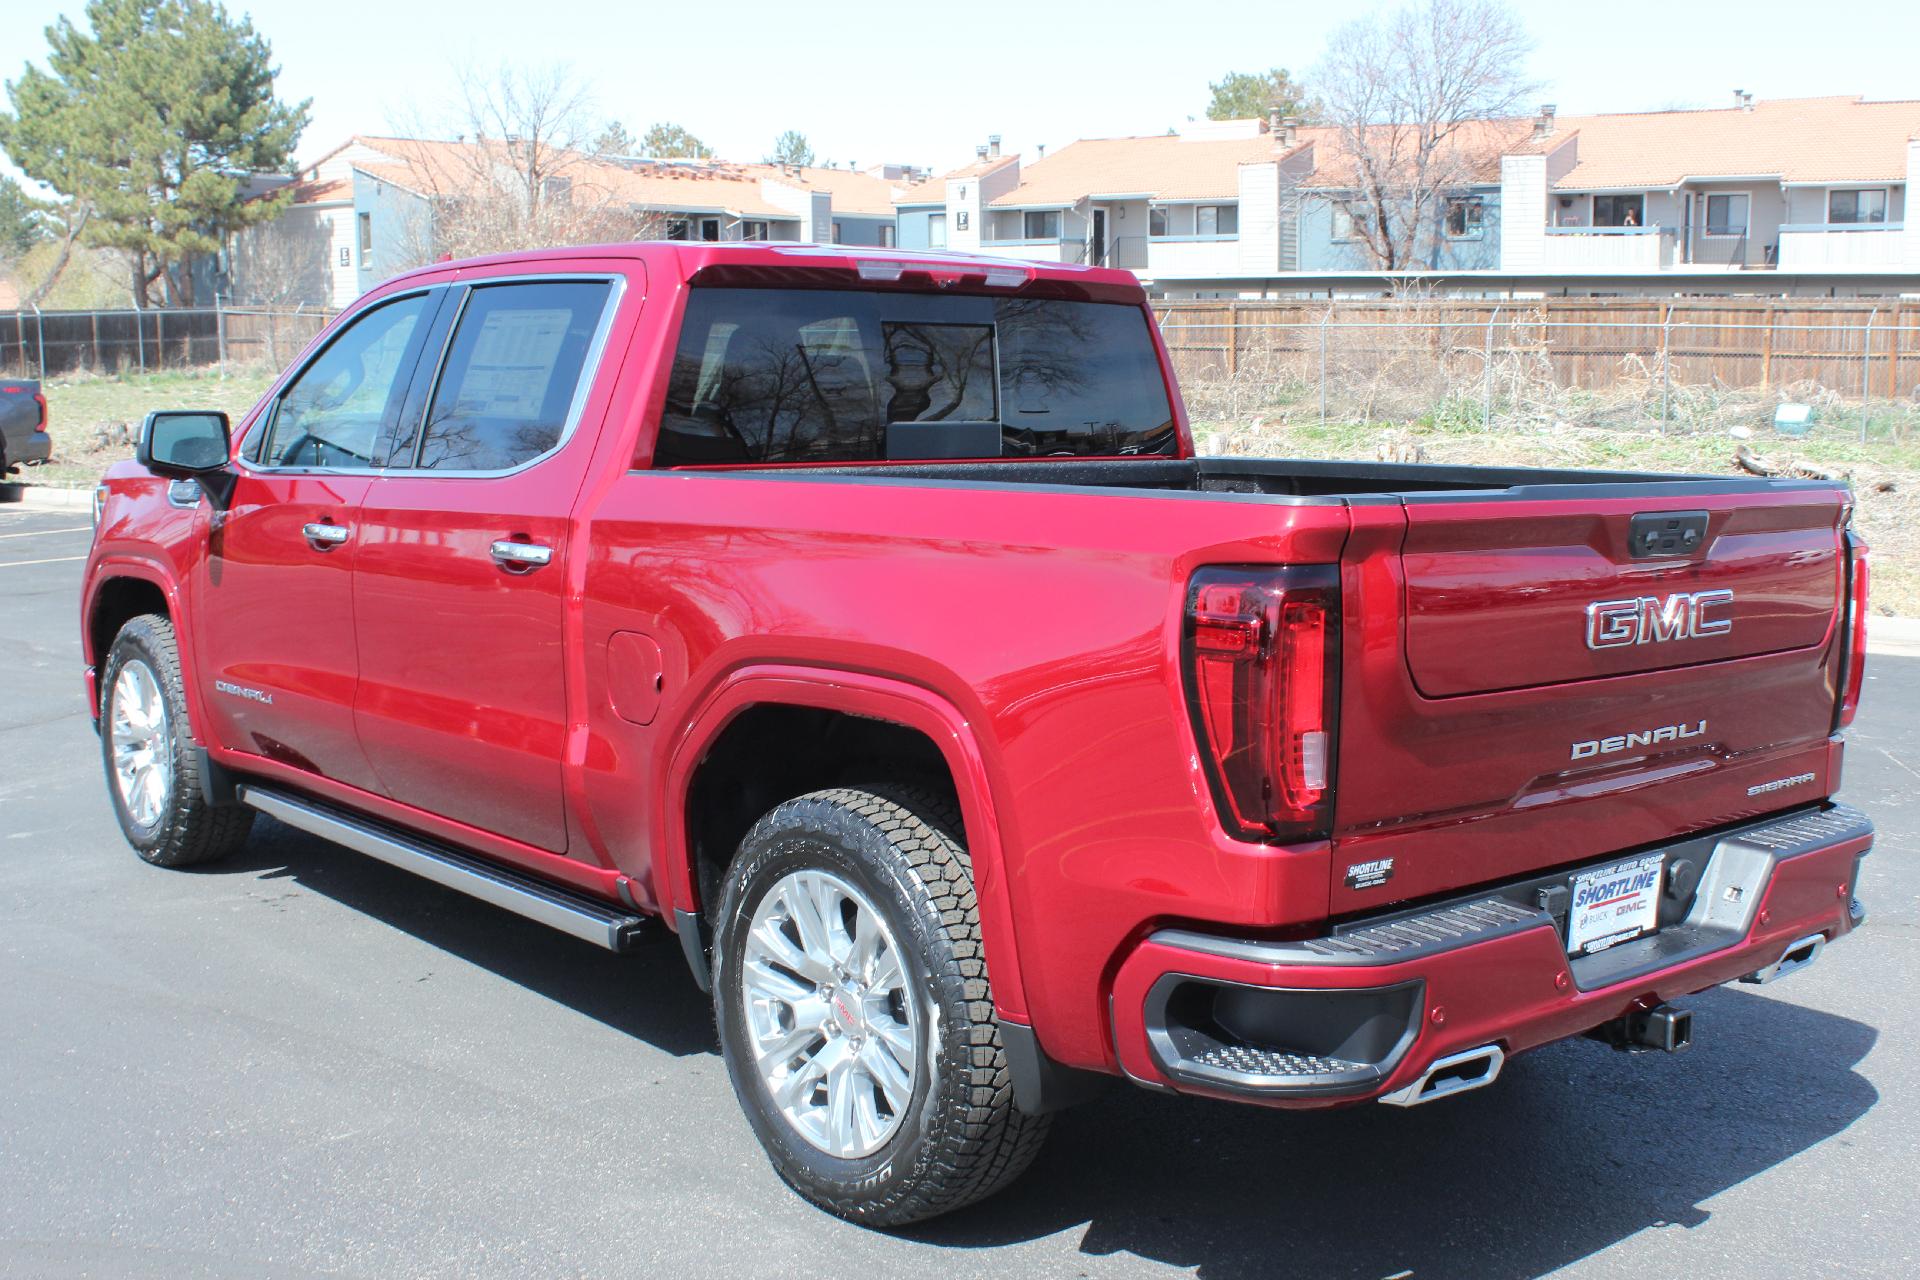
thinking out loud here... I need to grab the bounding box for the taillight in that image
[1182,565,1340,842]
[1837,534,1869,728]
[33,392,48,433]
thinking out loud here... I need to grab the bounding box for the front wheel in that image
[712,786,1049,1226]
[99,613,253,867]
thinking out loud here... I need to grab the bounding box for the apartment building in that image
[909,96,1920,299]
[229,136,909,308]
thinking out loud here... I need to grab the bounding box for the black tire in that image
[99,613,253,867]
[713,785,1049,1226]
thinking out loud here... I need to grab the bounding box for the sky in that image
[3,0,1920,179]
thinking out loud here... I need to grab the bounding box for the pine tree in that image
[0,0,309,306]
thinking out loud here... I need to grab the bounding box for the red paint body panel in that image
[80,242,1873,1105]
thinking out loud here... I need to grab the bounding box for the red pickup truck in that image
[83,243,1873,1226]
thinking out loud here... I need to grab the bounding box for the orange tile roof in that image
[1543,96,1920,188]
[984,119,1524,207]
[734,162,902,217]
[987,133,1277,205]
[282,176,353,205]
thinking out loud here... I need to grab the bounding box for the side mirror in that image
[138,411,235,506]
[138,411,232,476]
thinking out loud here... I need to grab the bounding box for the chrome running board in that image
[237,785,652,951]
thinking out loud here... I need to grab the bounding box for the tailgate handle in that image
[1628,510,1709,560]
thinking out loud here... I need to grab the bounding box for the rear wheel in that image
[100,614,253,867]
[713,785,1048,1225]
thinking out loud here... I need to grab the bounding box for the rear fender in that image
[661,665,1028,1022]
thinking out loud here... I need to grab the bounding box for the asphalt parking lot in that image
[2,502,1916,1280]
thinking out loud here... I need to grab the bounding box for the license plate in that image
[1567,853,1665,956]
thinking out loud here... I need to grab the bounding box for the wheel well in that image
[89,578,170,667]
[685,704,960,920]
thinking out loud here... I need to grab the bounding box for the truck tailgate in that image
[1330,483,1850,912]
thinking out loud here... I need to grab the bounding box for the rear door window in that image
[654,287,1176,465]
[411,280,612,472]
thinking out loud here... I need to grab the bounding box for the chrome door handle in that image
[490,540,553,570]
[302,522,351,548]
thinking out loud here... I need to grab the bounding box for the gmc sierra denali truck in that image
[83,243,1873,1226]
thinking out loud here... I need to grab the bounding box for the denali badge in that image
[1585,589,1734,650]
[214,679,274,706]
[1571,720,1706,760]
[1344,857,1394,891]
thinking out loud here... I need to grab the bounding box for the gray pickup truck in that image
[0,378,50,476]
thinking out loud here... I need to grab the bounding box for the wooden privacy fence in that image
[1152,298,1920,402]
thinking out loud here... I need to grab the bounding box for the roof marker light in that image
[981,266,1028,288]
[856,259,906,282]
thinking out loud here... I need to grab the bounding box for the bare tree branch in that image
[1311,0,1538,270]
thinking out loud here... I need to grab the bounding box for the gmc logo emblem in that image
[1585,589,1734,650]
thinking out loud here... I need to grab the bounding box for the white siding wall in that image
[1237,161,1279,276]
[1499,153,1548,271]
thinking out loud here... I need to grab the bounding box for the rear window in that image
[652,287,1177,466]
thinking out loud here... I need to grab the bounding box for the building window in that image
[1022,210,1060,240]
[1592,194,1644,228]
[1196,205,1238,237]
[665,218,691,241]
[1829,189,1888,225]
[1149,206,1169,237]
[1705,193,1749,237]
[879,225,896,248]
[700,218,721,242]
[357,212,372,258]
[740,220,769,241]
[928,214,946,248]
[1330,201,1362,242]
[1445,197,1486,238]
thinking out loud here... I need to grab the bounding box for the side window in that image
[254,294,431,469]
[412,281,611,472]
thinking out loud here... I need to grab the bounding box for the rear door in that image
[350,274,622,854]
[1331,482,1849,911]
[195,288,443,792]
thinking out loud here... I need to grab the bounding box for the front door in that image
[1091,208,1108,266]
[351,277,619,853]
[195,289,441,791]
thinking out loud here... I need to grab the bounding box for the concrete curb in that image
[1867,616,1920,658]
[10,486,93,513]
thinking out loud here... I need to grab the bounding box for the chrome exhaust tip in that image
[1379,1044,1504,1107]
[1742,932,1826,985]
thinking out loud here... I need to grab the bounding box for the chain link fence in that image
[1153,301,1920,444]
[0,305,336,380]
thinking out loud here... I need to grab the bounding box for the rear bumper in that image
[1110,803,1872,1108]
[1,425,52,469]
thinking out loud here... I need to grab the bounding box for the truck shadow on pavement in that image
[209,818,1877,1279]
[213,816,718,1058]
[911,988,1878,1279]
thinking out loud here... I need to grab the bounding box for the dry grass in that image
[17,363,1919,617]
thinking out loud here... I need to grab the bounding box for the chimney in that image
[1268,107,1282,135]
[1734,88,1754,110]
[1532,103,1557,141]
[1279,116,1300,147]
[976,144,989,161]
[988,135,1002,158]
[1037,143,1046,160]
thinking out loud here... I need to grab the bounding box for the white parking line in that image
[0,526,91,540]
[0,554,88,568]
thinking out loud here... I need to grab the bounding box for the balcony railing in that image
[1777,223,1909,270]
[1542,225,1677,271]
